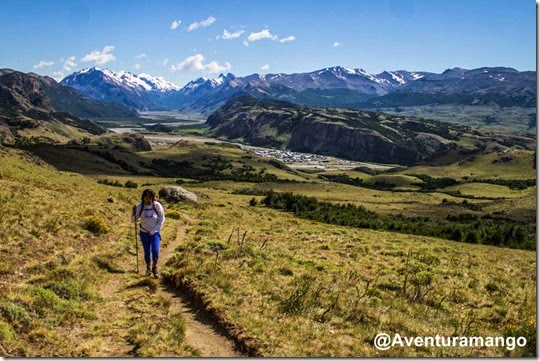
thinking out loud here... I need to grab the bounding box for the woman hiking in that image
[131,189,165,278]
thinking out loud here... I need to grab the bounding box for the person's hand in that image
[149,231,155,236]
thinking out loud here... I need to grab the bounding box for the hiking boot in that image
[144,263,152,276]
[152,266,159,279]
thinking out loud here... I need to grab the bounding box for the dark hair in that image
[141,189,156,203]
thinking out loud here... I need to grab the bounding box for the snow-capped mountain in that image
[60,67,182,110]
[60,66,536,114]
[178,73,237,97]
[62,67,180,93]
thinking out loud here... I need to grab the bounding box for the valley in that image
[0,67,535,357]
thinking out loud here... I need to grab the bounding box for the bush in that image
[28,286,62,314]
[0,300,32,329]
[249,197,258,207]
[83,216,110,235]
[165,210,183,220]
[43,279,83,301]
[124,180,138,188]
[97,179,123,187]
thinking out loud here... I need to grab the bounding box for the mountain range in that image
[60,66,536,133]
[61,66,535,111]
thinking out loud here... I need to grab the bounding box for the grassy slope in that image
[164,186,536,357]
[0,139,536,357]
[0,146,194,356]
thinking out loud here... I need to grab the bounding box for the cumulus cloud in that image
[261,64,270,71]
[50,56,77,81]
[333,42,342,47]
[63,56,77,71]
[170,19,182,30]
[246,29,277,43]
[34,60,55,69]
[187,16,216,31]
[279,35,295,43]
[82,45,116,65]
[170,53,231,74]
[217,29,245,39]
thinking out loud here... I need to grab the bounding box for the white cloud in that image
[261,64,270,71]
[134,63,141,70]
[162,58,169,66]
[170,53,231,74]
[52,71,65,81]
[333,42,342,47]
[82,45,116,65]
[170,19,182,30]
[34,60,55,69]
[187,16,216,31]
[63,56,77,71]
[218,29,245,39]
[279,35,295,43]
[203,60,231,74]
[136,53,148,59]
[49,56,76,80]
[246,29,277,43]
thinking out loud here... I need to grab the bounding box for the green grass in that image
[0,131,535,357]
[0,145,193,356]
[164,190,536,356]
[405,150,535,180]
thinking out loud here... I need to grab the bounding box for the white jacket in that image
[131,201,165,235]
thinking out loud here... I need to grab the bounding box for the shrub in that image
[205,240,230,252]
[249,197,258,207]
[97,179,123,187]
[124,180,138,188]
[0,300,32,329]
[43,279,83,301]
[28,286,62,314]
[165,210,183,220]
[83,216,110,235]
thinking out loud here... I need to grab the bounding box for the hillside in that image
[0,70,111,144]
[1,69,137,118]
[205,96,535,166]
[0,136,535,356]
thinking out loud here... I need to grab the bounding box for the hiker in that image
[131,189,165,278]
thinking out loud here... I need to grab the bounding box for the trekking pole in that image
[134,219,139,273]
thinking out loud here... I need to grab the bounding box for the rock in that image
[123,133,152,151]
[159,186,199,204]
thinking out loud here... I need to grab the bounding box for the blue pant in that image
[140,231,160,265]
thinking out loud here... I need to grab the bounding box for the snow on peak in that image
[388,71,406,84]
[77,68,180,92]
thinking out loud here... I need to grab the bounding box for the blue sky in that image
[0,0,536,87]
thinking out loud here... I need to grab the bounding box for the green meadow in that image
[0,133,535,356]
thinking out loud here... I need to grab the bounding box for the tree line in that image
[261,191,535,250]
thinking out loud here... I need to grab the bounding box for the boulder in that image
[159,186,199,204]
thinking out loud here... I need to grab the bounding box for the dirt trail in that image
[158,224,241,357]
[93,219,242,357]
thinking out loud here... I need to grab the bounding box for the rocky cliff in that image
[206,96,462,165]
